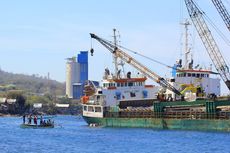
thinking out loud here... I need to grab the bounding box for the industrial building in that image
[66,51,88,99]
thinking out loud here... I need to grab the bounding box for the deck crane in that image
[211,0,230,31]
[90,33,182,96]
[184,0,230,91]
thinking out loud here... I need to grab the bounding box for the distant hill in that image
[0,69,65,95]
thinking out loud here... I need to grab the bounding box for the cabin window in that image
[192,73,196,77]
[130,92,136,97]
[201,74,204,77]
[183,73,186,77]
[117,83,120,87]
[83,106,87,111]
[125,83,127,86]
[128,82,133,86]
[196,74,200,78]
[95,107,102,112]
[96,95,100,102]
[188,73,191,77]
[88,106,94,112]
[207,74,209,77]
[98,91,103,94]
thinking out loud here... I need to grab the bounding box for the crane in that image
[211,0,230,31]
[90,33,182,95]
[184,0,230,91]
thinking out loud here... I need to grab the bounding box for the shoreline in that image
[0,113,81,117]
[0,113,20,117]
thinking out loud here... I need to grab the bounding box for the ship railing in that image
[104,111,230,120]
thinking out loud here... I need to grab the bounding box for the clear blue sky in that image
[0,0,230,94]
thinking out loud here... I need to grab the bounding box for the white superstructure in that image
[82,72,159,118]
[165,69,220,100]
[165,20,221,100]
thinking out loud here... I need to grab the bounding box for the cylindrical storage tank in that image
[66,57,80,98]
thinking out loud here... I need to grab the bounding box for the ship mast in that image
[181,20,191,69]
[113,28,119,78]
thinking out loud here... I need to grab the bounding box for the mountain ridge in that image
[0,69,65,95]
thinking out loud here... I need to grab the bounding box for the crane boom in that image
[90,33,182,95]
[184,0,230,91]
[211,0,230,31]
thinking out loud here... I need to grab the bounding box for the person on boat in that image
[40,115,43,125]
[23,115,26,124]
[43,120,46,126]
[47,119,51,125]
[34,115,37,125]
[28,115,32,124]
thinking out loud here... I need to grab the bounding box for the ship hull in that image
[83,116,230,132]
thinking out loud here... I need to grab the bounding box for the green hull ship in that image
[83,117,230,132]
[83,22,230,132]
[83,99,230,132]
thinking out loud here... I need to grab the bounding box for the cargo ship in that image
[82,63,230,131]
[82,1,230,131]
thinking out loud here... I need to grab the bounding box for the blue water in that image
[0,116,230,153]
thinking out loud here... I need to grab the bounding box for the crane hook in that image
[90,37,94,56]
[90,48,94,56]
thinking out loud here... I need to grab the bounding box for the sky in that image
[0,0,230,94]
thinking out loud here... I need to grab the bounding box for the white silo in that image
[66,57,80,98]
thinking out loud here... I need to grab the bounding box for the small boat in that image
[21,114,55,128]
[20,123,54,128]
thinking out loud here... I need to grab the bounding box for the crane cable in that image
[193,1,230,46]
[90,36,177,70]
[193,1,230,67]
[117,44,175,69]
[223,0,230,8]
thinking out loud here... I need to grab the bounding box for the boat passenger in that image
[43,120,46,126]
[34,115,37,125]
[23,115,26,124]
[28,115,32,124]
[47,119,51,125]
[40,115,43,125]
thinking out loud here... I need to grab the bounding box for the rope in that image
[194,1,230,46]
[118,45,174,69]
[91,36,176,70]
